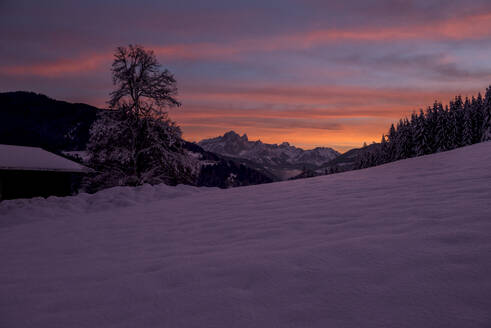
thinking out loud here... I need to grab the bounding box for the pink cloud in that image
[0,54,110,78]
[3,11,490,78]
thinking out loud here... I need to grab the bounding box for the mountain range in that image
[198,131,340,180]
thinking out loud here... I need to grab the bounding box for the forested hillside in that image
[354,87,491,169]
[0,92,99,151]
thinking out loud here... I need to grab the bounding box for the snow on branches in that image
[85,45,196,192]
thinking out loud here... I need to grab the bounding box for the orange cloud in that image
[179,84,466,113]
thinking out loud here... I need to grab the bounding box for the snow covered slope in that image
[1,142,491,328]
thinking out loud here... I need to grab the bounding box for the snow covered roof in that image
[0,144,89,173]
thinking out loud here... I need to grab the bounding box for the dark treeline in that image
[356,86,491,169]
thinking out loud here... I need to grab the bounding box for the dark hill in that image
[0,91,100,151]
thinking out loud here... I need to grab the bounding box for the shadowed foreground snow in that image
[1,142,491,328]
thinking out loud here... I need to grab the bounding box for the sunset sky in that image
[2,0,491,152]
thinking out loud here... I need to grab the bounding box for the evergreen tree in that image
[462,97,473,146]
[400,118,413,159]
[387,124,397,161]
[451,96,465,147]
[434,103,448,152]
[440,105,455,151]
[425,104,439,153]
[380,134,389,163]
[447,101,459,149]
[472,94,484,143]
[482,87,491,141]
[413,109,428,156]
[394,120,404,160]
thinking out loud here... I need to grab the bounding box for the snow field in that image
[1,142,491,327]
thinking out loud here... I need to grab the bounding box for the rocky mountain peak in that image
[198,131,341,180]
[222,131,248,142]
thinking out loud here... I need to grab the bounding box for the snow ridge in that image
[0,184,215,224]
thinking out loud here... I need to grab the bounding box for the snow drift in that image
[1,142,491,328]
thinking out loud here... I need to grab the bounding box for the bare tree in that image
[85,45,196,192]
[109,45,181,119]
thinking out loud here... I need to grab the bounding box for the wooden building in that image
[0,144,89,200]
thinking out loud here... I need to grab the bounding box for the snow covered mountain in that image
[2,142,491,327]
[198,131,340,179]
